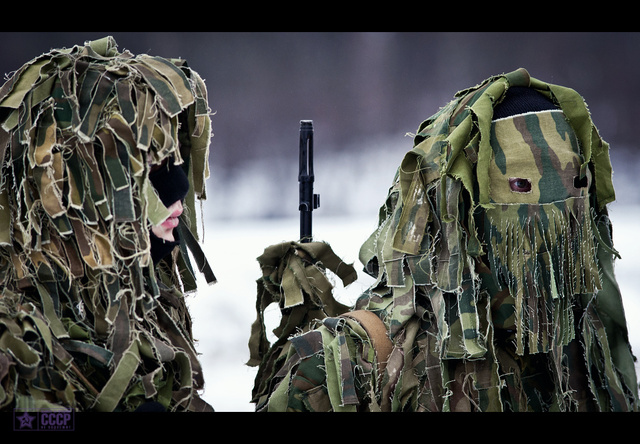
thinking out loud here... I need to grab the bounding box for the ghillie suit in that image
[0,36,215,412]
[248,68,638,412]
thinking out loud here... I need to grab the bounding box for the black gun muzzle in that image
[299,120,319,242]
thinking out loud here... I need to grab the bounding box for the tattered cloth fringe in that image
[485,196,601,355]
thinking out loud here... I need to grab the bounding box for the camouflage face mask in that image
[483,109,601,353]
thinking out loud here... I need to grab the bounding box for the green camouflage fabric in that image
[0,36,215,412]
[248,241,358,410]
[249,68,638,412]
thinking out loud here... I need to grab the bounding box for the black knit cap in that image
[149,160,190,207]
[492,86,558,120]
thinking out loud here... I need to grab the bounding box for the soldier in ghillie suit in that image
[248,68,639,412]
[0,36,216,412]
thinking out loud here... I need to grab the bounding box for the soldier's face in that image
[151,199,183,242]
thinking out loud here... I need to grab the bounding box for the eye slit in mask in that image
[509,177,532,193]
[573,175,589,189]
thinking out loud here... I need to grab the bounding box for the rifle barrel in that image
[299,120,319,242]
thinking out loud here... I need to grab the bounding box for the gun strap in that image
[341,310,393,379]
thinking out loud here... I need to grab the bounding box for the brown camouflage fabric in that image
[0,36,215,412]
[247,241,358,409]
[249,68,638,412]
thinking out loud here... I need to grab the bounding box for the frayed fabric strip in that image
[485,197,600,354]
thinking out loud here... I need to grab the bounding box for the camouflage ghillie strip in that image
[247,241,357,410]
[250,68,639,412]
[0,36,215,411]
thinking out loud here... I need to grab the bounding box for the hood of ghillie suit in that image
[248,68,636,412]
[0,36,214,411]
[359,67,623,357]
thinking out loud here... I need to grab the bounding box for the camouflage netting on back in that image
[0,36,215,411]
[249,68,639,412]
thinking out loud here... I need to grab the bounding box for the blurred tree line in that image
[1,32,637,172]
